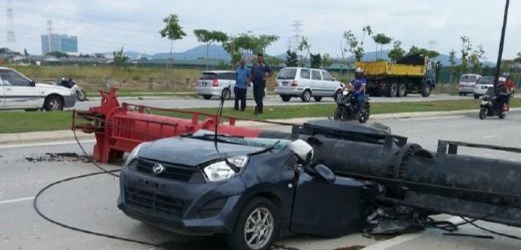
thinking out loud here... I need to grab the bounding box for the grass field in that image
[1,98,519,134]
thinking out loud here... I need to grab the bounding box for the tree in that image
[388,39,405,63]
[159,14,186,68]
[285,50,298,66]
[265,56,282,67]
[469,45,485,74]
[460,35,472,73]
[193,29,228,70]
[449,49,457,83]
[297,36,311,66]
[113,47,128,66]
[343,30,364,62]
[372,33,392,59]
[513,52,521,63]
[408,45,439,59]
[46,51,69,58]
[223,32,278,66]
[310,53,322,68]
[361,25,373,48]
[322,53,333,69]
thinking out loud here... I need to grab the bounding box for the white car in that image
[473,76,494,99]
[274,67,344,102]
[458,73,481,96]
[196,70,254,100]
[0,67,76,111]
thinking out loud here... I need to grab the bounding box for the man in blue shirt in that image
[249,53,273,115]
[351,67,367,115]
[234,59,250,111]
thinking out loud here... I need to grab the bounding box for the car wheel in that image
[222,89,232,100]
[313,96,322,102]
[44,95,64,111]
[203,95,212,100]
[387,83,398,97]
[422,85,432,97]
[474,94,479,100]
[280,95,291,102]
[301,90,311,102]
[397,84,407,97]
[479,107,487,120]
[227,198,278,250]
[76,89,87,101]
[459,92,463,96]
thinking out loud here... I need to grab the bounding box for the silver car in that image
[196,70,253,100]
[473,76,494,99]
[274,67,344,102]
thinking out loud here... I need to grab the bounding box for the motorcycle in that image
[56,77,87,101]
[333,85,370,123]
[479,87,507,120]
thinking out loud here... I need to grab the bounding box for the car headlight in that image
[124,142,150,166]
[203,156,248,182]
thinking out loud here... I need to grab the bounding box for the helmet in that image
[502,72,510,78]
[355,67,364,73]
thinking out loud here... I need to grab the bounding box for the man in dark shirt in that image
[249,53,273,115]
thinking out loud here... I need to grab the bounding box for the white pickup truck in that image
[0,67,76,111]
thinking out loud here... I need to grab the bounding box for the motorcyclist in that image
[351,67,367,115]
[497,77,509,113]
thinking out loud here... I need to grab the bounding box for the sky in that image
[0,0,520,60]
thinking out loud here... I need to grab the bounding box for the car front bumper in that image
[63,94,76,107]
[118,164,246,236]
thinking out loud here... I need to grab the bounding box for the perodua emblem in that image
[152,164,165,175]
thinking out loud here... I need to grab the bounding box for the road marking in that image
[0,140,95,149]
[0,196,35,205]
[482,134,499,139]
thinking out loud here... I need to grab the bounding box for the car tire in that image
[474,94,479,100]
[44,95,64,111]
[387,83,398,97]
[397,84,407,97]
[313,96,322,102]
[76,89,87,101]
[422,85,432,97]
[227,197,279,250]
[280,95,291,102]
[203,95,212,100]
[301,90,311,102]
[459,92,463,96]
[222,89,232,100]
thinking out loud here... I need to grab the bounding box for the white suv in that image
[274,67,344,102]
[458,73,481,96]
[473,76,494,99]
[0,67,76,111]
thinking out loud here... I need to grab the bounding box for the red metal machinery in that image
[73,89,264,163]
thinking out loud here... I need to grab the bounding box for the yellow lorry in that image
[355,55,438,97]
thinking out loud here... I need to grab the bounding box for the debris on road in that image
[25,153,91,163]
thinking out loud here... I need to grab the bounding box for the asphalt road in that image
[72,94,468,110]
[1,112,521,250]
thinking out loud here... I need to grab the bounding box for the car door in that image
[0,69,42,109]
[311,69,324,96]
[0,78,5,109]
[290,170,370,237]
[321,70,338,97]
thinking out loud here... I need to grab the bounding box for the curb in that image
[1,108,519,145]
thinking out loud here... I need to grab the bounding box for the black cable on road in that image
[32,169,163,248]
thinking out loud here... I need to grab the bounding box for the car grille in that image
[136,158,197,182]
[125,185,185,218]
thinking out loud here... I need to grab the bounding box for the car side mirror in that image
[29,80,36,87]
[288,139,313,165]
[314,164,336,183]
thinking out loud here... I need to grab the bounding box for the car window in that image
[322,71,334,81]
[0,70,31,86]
[300,69,310,79]
[277,68,297,80]
[460,75,478,82]
[200,73,217,80]
[218,72,236,80]
[476,77,493,84]
[312,70,321,80]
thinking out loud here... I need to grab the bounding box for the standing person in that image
[250,53,273,115]
[234,59,250,111]
[351,67,367,115]
[503,72,515,108]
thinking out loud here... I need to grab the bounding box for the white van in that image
[458,73,481,96]
[274,67,344,102]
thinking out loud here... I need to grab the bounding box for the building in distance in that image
[41,34,78,55]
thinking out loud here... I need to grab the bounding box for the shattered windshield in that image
[190,130,290,151]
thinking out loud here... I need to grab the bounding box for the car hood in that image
[36,83,72,92]
[138,137,268,166]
